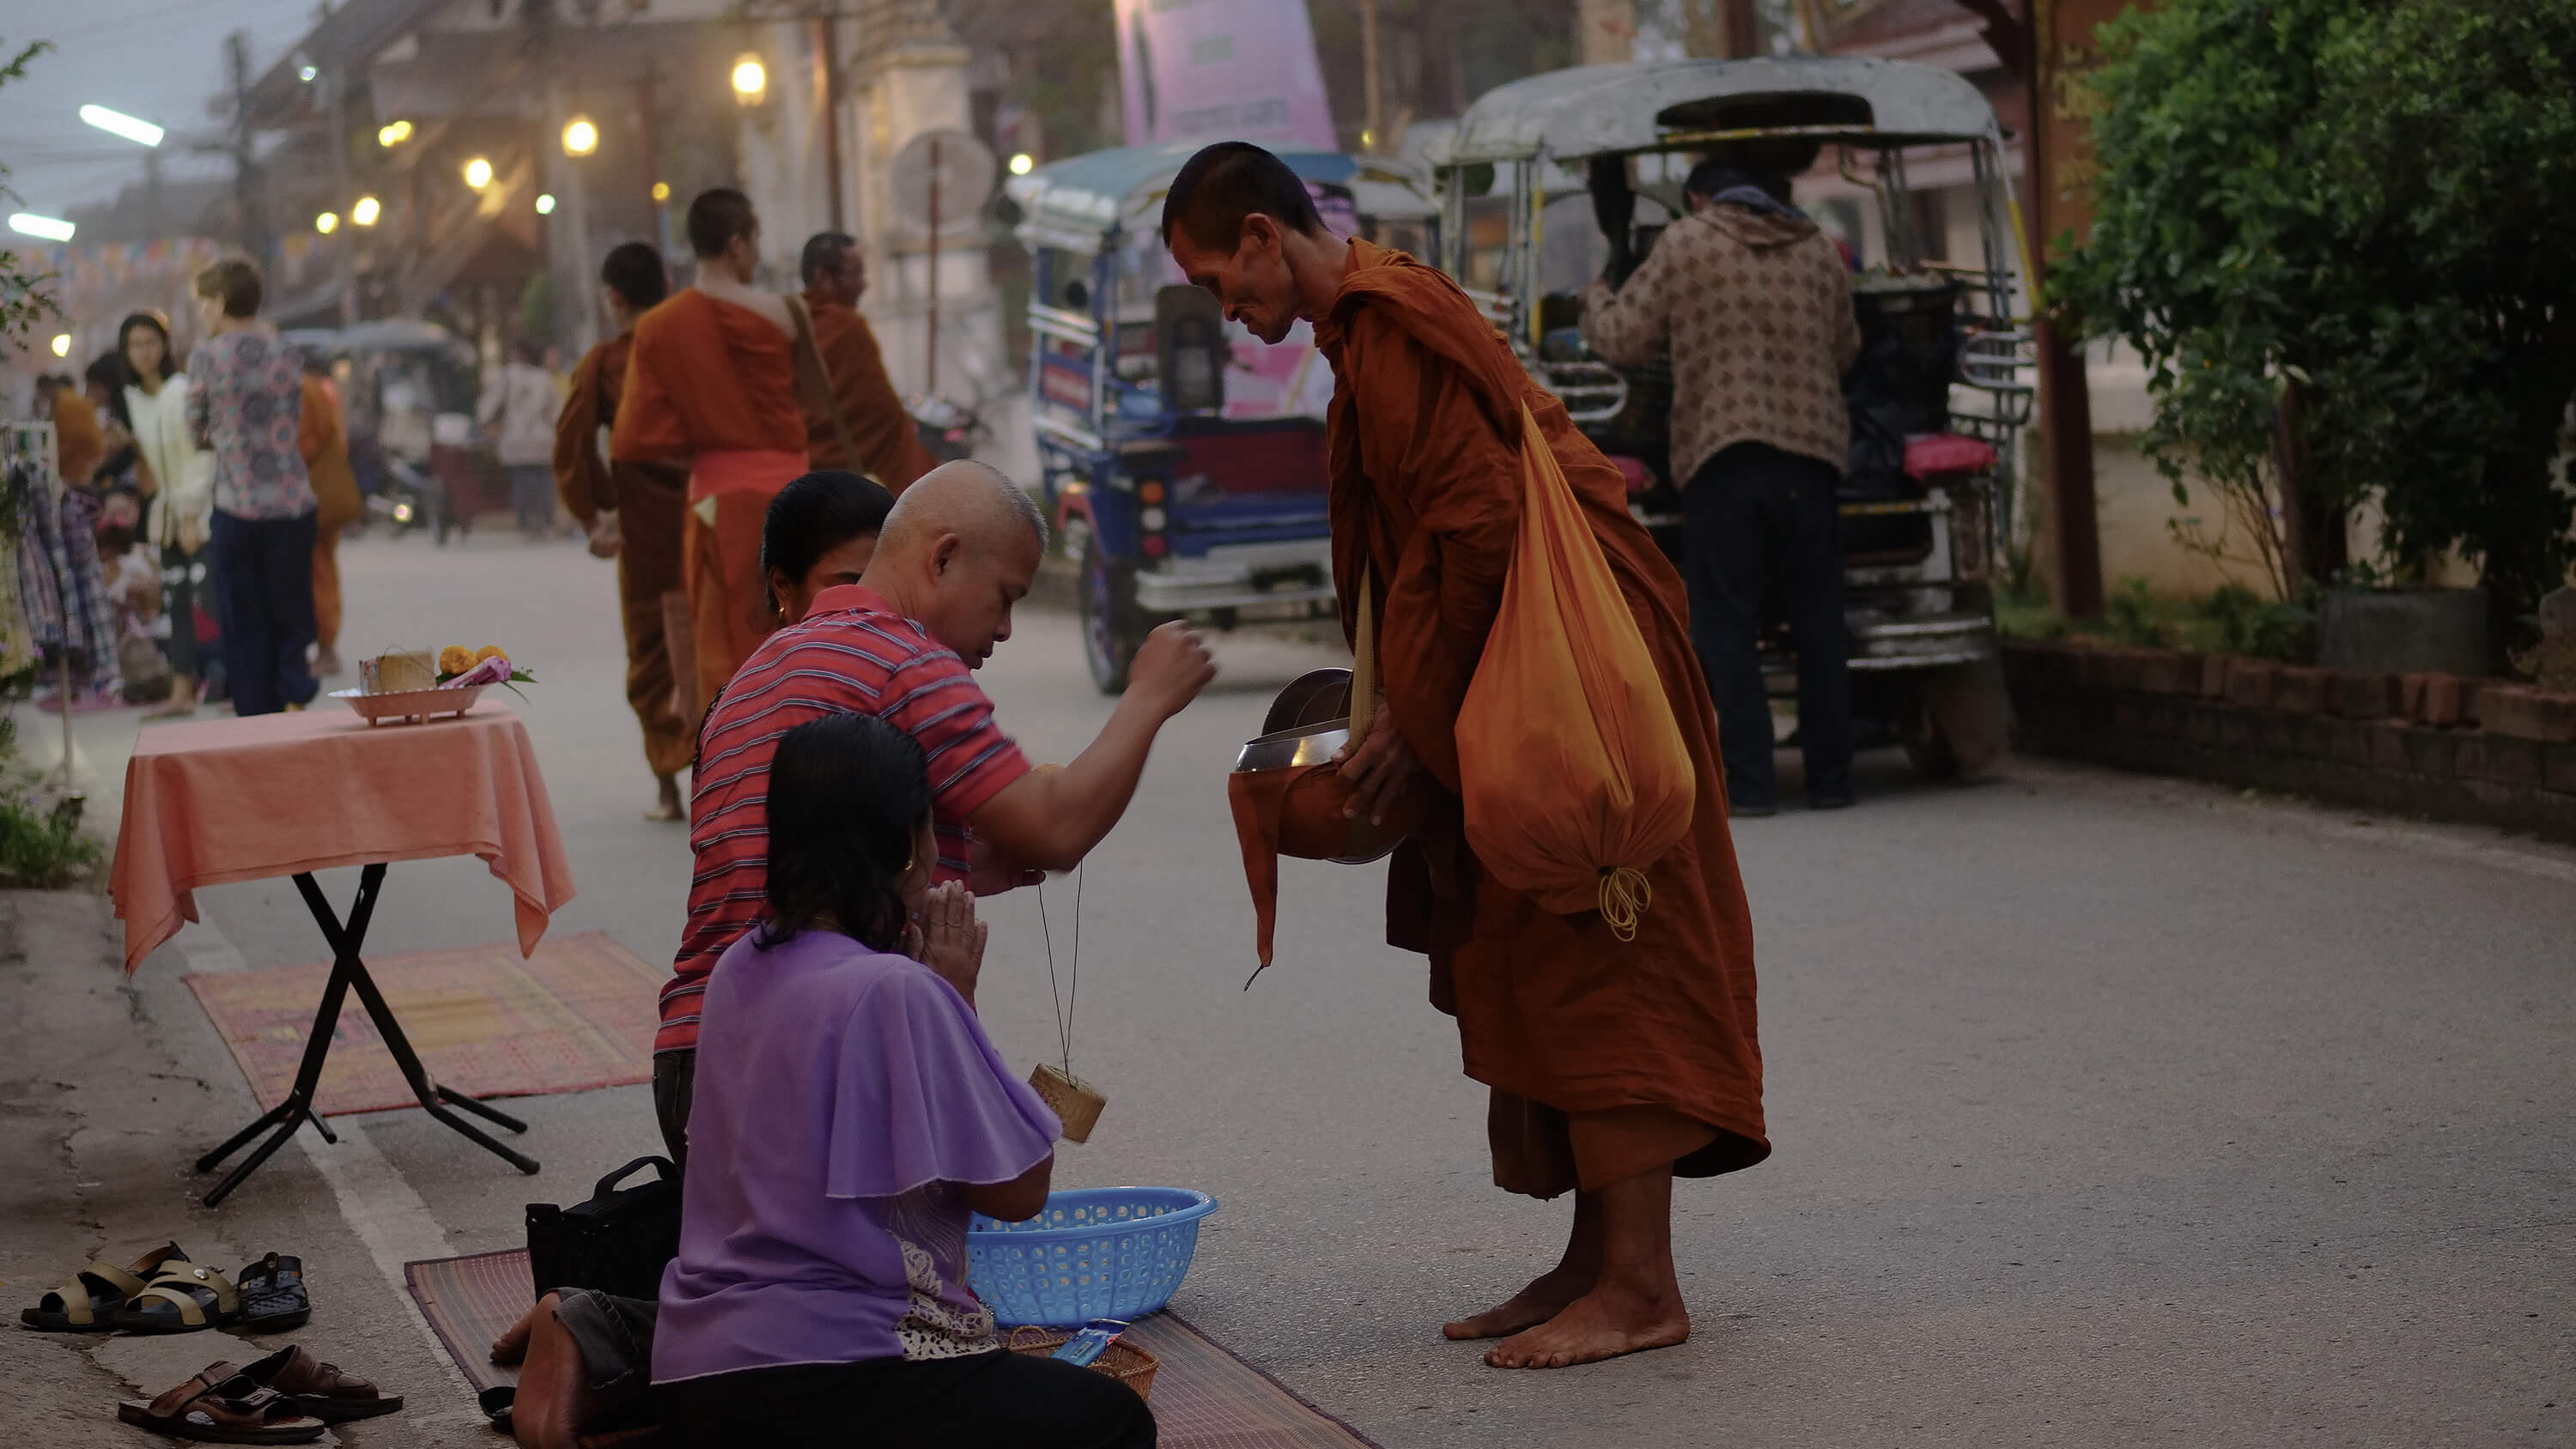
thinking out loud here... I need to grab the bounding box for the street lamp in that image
[316,210,339,234]
[651,181,670,203]
[50,334,70,358]
[78,104,164,148]
[378,118,413,148]
[562,117,598,158]
[1008,152,1034,176]
[463,156,494,191]
[9,213,75,242]
[351,195,381,227]
[731,54,767,106]
[535,193,557,215]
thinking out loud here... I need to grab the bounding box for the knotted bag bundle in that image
[1455,404,1694,935]
[1227,576,1425,974]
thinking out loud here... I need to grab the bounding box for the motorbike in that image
[909,394,988,465]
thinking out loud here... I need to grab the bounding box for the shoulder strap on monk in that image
[1350,562,1378,743]
[784,294,861,469]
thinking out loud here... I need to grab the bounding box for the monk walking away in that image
[610,189,812,712]
[1164,143,1769,1370]
[558,241,695,820]
[797,231,936,491]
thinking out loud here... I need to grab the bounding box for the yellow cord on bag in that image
[1599,866,1651,942]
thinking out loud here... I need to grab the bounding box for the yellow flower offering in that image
[476,645,508,664]
[438,645,477,676]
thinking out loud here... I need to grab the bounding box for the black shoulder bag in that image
[525,1155,683,1302]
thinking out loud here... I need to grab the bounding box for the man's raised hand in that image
[1127,621,1217,718]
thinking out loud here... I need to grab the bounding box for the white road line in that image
[173,920,480,1409]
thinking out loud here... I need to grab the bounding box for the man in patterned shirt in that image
[188,256,321,715]
[653,459,1214,1162]
[1583,161,1862,814]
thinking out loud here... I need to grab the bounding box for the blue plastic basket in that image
[966,1186,1218,1328]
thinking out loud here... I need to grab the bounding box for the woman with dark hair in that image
[119,310,216,716]
[761,469,896,626]
[661,712,1148,1446]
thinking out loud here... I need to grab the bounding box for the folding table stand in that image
[195,863,541,1206]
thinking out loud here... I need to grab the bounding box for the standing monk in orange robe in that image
[610,189,810,711]
[295,358,363,677]
[42,375,105,487]
[796,231,935,492]
[559,241,694,821]
[1165,143,1767,1371]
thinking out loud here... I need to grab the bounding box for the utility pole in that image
[329,69,356,325]
[226,30,275,270]
[1577,0,1636,64]
[815,9,846,233]
[1359,0,1383,152]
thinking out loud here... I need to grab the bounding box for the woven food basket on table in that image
[967,1187,1218,1328]
[1005,1326,1160,1402]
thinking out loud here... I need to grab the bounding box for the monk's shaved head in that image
[866,461,1047,669]
[1161,142,1327,252]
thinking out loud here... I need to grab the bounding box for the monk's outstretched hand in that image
[1336,696,1421,827]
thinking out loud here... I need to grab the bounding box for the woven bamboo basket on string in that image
[1004,1326,1159,1402]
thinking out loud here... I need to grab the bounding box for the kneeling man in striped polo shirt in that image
[653,460,1216,1160]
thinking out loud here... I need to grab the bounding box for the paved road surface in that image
[4,530,2569,1446]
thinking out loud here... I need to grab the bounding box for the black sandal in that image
[20,1242,190,1331]
[234,1254,312,1332]
[117,1364,325,1444]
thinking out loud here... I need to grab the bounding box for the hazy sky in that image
[3,0,323,221]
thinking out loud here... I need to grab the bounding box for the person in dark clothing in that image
[1583,161,1863,812]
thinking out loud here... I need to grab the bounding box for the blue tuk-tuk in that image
[1006,142,1437,693]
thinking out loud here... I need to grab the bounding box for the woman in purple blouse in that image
[650,710,1154,1448]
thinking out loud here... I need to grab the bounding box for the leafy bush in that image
[2052,0,2576,657]
[2103,576,2168,648]
[2198,583,2312,662]
[0,719,101,888]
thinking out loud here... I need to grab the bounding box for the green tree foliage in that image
[2052,0,2576,650]
[0,39,63,357]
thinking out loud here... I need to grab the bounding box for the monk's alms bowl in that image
[1231,722,1351,773]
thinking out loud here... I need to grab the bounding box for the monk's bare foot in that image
[1443,1262,1595,1341]
[647,774,684,822]
[1481,1280,1689,1369]
[489,1302,539,1365]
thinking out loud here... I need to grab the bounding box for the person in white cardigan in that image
[118,310,216,717]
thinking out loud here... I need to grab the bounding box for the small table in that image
[110,701,578,1206]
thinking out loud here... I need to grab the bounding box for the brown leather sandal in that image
[116,1364,325,1444]
[236,1344,403,1423]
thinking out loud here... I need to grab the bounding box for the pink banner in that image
[1115,0,1337,150]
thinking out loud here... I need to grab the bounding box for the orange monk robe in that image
[52,392,104,487]
[799,290,934,492]
[556,330,693,779]
[295,374,363,652]
[1314,240,1767,1200]
[611,289,809,708]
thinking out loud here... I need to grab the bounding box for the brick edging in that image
[2001,640,2576,840]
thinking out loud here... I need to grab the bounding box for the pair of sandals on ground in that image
[21,1242,401,1442]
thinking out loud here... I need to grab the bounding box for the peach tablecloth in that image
[110,701,578,971]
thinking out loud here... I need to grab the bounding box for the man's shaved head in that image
[879,460,1048,556]
[1160,142,1326,252]
[866,461,1047,668]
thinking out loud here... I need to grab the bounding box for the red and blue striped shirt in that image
[659,584,1029,1056]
